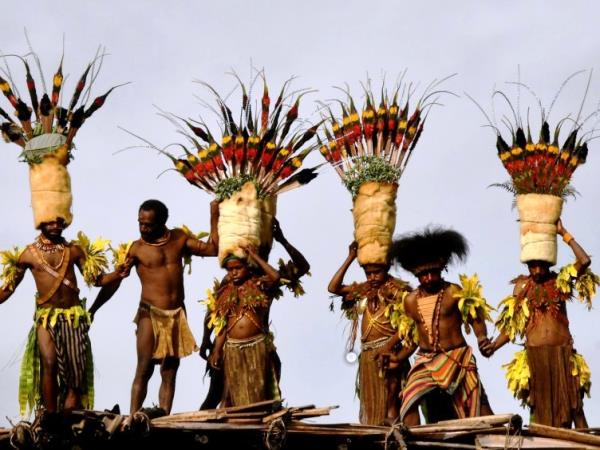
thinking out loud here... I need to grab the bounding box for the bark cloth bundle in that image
[479,73,593,264]
[149,72,320,265]
[0,46,123,229]
[318,75,451,265]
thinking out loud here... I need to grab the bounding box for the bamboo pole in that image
[408,441,477,449]
[528,423,600,448]
[411,414,519,429]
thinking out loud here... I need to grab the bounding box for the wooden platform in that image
[2,402,600,449]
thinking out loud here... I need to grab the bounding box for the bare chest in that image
[135,241,184,269]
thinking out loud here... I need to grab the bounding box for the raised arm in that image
[246,246,280,287]
[327,241,358,296]
[273,218,310,278]
[186,200,220,257]
[557,219,591,275]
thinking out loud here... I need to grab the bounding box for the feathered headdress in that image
[470,71,596,264]
[469,71,595,198]
[318,75,452,197]
[133,72,320,264]
[141,73,321,200]
[0,43,123,228]
[390,227,469,274]
[0,46,124,162]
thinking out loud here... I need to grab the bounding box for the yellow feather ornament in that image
[0,246,25,291]
[495,295,529,342]
[454,274,494,334]
[72,231,110,287]
[199,279,227,335]
[110,241,133,268]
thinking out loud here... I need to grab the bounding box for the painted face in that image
[138,209,165,242]
[527,260,551,283]
[363,264,388,288]
[225,259,251,285]
[40,219,66,241]
[416,268,443,292]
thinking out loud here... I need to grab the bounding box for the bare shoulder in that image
[511,275,528,296]
[403,290,419,318]
[19,246,34,266]
[404,290,419,306]
[69,243,85,258]
[447,282,461,292]
[127,239,143,260]
[170,228,190,250]
[444,283,461,304]
[171,228,188,241]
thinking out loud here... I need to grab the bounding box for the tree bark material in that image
[516,194,563,264]
[218,182,262,264]
[353,182,397,265]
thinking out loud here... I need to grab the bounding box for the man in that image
[390,227,494,425]
[89,199,219,416]
[0,218,124,415]
[328,241,412,425]
[205,221,310,407]
[491,220,593,428]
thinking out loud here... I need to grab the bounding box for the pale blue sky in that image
[1,0,599,426]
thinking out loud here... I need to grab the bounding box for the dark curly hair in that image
[139,199,169,225]
[390,226,469,273]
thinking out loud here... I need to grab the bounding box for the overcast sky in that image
[1,0,600,427]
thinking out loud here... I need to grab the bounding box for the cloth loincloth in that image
[19,304,94,416]
[358,335,410,425]
[400,345,482,420]
[527,344,585,428]
[223,333,281,406]
[134,302,198,360]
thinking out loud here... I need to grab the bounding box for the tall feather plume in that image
[151,71,321,200]
[0,38,125,158]
[470,70,598,198]
[318,73,453,197]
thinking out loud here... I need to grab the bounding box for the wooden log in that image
[409,427,508,441]
[262,408,291,423]
[225,418,265,424]
[476,433,600,449]
[411,414,519,430]
[152,411,223,423]
[154,410,270,424]
[528,423,600,448]
[151,421,266,431]
[286,422,388,436]
[161,399,280,419]
[290,406,338,418]
[408,423,492,434]
[409,441,477,449]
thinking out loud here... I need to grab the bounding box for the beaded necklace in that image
[34,235,66,254]
[33,236,67,270]
[141,230,171,247]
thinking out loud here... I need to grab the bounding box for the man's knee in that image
[134,358,155,380]
[160,358,180,378]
